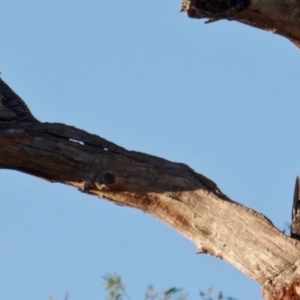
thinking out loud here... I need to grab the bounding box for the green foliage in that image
[104,274,131,300]
[144,284,187,300]
[104,274,235,300]
[48,293,68,300]
[104,273,188,300]
[48,274,237,300]
[199,287,237,300]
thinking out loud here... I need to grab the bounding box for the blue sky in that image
[0,1,299,299]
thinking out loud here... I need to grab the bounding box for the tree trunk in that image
[0,76,299,299]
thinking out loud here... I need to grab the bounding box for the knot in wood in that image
[95,172,116,189]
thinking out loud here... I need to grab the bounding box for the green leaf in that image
[165,287,182,296]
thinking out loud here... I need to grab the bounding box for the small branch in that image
[181,0,300,48]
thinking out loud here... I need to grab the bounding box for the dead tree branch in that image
[181,0,300,48]
[1,77,300,299]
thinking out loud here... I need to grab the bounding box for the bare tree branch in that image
[1,77,300,295]
[180,0,300,48]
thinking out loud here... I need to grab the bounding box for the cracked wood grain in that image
[1,77,300,298]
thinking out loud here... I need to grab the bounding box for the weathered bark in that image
[263,259,300,300]
[1,77,299,299]
[180,0,300,49]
